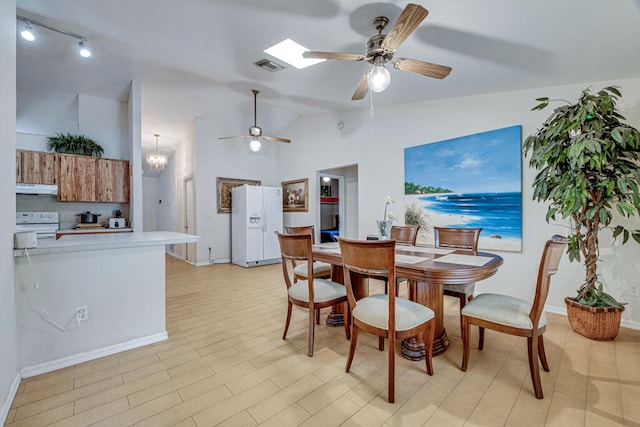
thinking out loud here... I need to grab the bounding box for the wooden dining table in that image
[312,242,504,358]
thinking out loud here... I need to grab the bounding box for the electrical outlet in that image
[76,305,89,322]
[629,285,640,297]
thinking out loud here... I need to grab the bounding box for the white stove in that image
[16,211,59,239]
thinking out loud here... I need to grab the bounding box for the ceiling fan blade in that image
[263,135,291,143]
[393,58,452,79]
[303,51,365,61]
[218,135,250,140]
[351,71,370,101]
[381,3,428,51]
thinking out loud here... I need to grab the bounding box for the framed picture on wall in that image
[281,178,308,212]
[217,177,261,213]
[404,125,523,252]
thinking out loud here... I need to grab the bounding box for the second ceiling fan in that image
[219,89,291,152]
[304,3,452,100]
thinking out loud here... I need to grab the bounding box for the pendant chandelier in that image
[146,133,168,171]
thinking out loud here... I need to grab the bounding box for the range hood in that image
[16,183,58,195]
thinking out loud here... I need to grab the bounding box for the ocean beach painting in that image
[405,125,522,252]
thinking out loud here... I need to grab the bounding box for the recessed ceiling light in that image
[264,38,325,70]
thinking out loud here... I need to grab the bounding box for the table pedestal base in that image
[401,328,449,360]
[325,311,344,327]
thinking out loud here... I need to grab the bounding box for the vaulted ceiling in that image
[15,0,640,163]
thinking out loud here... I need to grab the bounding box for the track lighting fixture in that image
[17,15,92,59]
[78,40,91,58]
[20,21,35,41]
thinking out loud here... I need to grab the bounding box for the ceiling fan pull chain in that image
[369,91,375,140]
[370,90,375,117]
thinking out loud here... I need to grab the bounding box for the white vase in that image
[376,219,393,240]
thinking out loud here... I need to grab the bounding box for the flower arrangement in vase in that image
[377,196,396,240]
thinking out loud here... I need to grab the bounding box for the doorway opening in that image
[183,175,196,265]
[316,164,358,242]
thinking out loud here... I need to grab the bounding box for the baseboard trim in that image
[214,258,230,264]
[0,372,21,425]
[20,331,168,379]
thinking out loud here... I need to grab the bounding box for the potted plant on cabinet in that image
[47,132,104,157]
[524,86,640,340]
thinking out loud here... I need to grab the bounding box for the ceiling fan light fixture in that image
[249,138,262,152]
[20,22,35,41]
[367,62,391,92]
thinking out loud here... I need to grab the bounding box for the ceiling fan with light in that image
[218,89,291,152]
[303,3,452,100]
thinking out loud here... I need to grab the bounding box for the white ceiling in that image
[15,0,640,164]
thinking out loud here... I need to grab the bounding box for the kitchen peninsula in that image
[13,231,199,377]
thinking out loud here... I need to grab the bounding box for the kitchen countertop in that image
[56,227,134,238]
[14,231,199,256]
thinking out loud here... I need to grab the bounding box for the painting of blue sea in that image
[404,125,522,252]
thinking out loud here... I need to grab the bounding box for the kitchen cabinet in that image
[58,154,130,203]
[97,158,130,203]
[16,149,57,184]
[58,154,97,202]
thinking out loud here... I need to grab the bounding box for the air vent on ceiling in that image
[254,58,285,72]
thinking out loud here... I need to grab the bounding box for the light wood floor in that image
[6,256,640,426]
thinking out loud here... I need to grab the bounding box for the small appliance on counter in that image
[108,210,127,229]
[75,211,104,229]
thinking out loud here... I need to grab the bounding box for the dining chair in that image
[434,227,482,319]
[382,225,419,295]
[285,225,333,324]
[284,225,332,282]
[276,232,350,357]
[460,235,569,399]
[338,237,435,403]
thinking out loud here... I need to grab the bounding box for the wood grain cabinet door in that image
[96,159,130,203]
[17,150,57,184]
[58,154,97,202]
[16,150,22,183]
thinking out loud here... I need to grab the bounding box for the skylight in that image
[264,39,325,70]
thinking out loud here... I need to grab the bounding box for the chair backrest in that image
[529,235,570,328]
[434,227,482,252]
[276,232,315,293]
[338,238,397,330]
[390,225,419,245]
[284,225,316,244]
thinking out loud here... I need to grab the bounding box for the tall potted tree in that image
[524,86,640,340]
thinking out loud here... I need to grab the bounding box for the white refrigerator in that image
[231,185,283,267]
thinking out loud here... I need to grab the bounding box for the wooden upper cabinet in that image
[16,149,57,184]
[96,158,130,203]
[16,151,22,182]
[58,154,97,202]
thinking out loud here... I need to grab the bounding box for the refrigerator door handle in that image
[262,206,267,232]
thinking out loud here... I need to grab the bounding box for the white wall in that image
[193,118,278,264]
[274,78,640,328]
[14,246,166,373]
[142,177,158,231]
[0,1,20,422]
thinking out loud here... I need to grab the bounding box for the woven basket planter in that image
[565,297,624,340]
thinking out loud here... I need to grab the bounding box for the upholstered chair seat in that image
[293,261,332,280]
[352,294,434,332]
[461,293,547,330]
[288,278,347,303]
